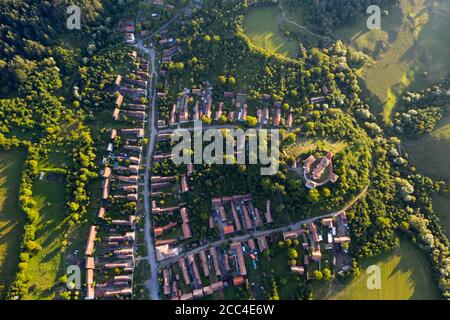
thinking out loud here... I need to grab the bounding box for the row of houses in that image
[112,52,149,122]
[151,134,196,260]
[152,0,175,10]
[84,50,150,300]
[210,195,273,235]
[158,87,297,129]
[162,236,270,300]
[282,213,352,278]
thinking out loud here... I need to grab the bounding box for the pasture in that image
[313,239,441,300]
[336,0,450,120]
[243,5,298,58]
[405,116,450,181]
[0,151,25,298]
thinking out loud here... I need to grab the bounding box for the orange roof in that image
[97,207,106,219]
[223,225,235,234]
[182,223,192,239]
[84,226,97,256]
[232,276,245,286]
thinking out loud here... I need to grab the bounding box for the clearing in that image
[433,195,450,240]
[312,239,441,300]
[22,179,68,300]
[0,151,25,298]
[284,139,348,159]
[243,5,298,58]
[404,116,450,181]
[336,0,450,120]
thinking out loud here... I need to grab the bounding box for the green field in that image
[433,195,450,240]
[22,179,68,300]
[336,0,450,120]
[243,5,298,58]
[404,116,450,181]
[0,151,25,298]
[313,239,441,300]
[284,139,348,159]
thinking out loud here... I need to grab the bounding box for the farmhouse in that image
[85,226,97,256]
[291,266,305,275]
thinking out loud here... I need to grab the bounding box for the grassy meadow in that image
[243,5,298,58]
[22,179,68,300]
[336,0,450,120]
[0,151,25,298]
[404,116,450,181]
[433,195,450,240]
[313,239,441,300]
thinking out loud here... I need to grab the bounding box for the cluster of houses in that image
[152,0,175,10]
[282,212,351,278]
[157,87,299,130]
[118,21,136,44]
[84,51,149,300]
[297,151,339,189]
[161,236,270,300]
[113,52,149,122]
[151,134,196,260]
[210,195,273,235]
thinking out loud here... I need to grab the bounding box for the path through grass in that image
[243,5,298,58]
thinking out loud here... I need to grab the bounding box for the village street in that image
[134,0,193,301]
[158,185,368,268]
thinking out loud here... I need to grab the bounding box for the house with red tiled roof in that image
[233,276,245,286]
[248,239,256,250]
[182,223,192,239]
[265,200,273,223]
[115,93,124,108]
[180,207,189,223]
[85,226,97,256]
[230,202,242,231]
[215,102,223,120]
[242,205,252,230]
[273,108,281,127]
[291,266,305,275]
[210,247,222,276]
[199,251,209,277]
[180,175,189,193]
[257,236,268,252]
[178,258,190,285]
[223,225,235,235]
[230,242,247,277]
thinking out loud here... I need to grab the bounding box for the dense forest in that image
[296,0,398,36]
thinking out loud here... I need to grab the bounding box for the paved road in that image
[159,185,368,268]
[133,1,192,301]
[135,38,160,300]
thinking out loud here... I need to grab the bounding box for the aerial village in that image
[150,40,351,299]
[82,1,353,300]
[84,50,150,300]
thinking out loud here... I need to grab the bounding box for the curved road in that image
[159,185,368,268]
